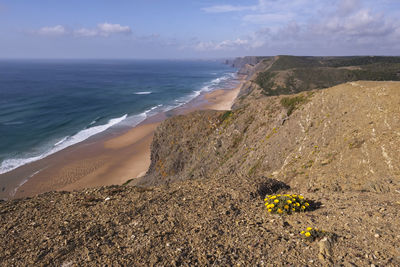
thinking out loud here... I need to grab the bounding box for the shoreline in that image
[0,74,246,200]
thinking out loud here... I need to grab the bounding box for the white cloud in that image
[312,9,396,38]
[193,0,400,55]
[242,13,295,24]
[202,4,256,13]
[194,38,249,51]
[75,23,131,37]
[74,28,98,37]
[37,25,66,36]
[97,23,131,36]
[337,0,360,16]
[34,23,132,38]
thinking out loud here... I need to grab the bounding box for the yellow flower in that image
[296,203,300,207]
[284,205,289,209]
[270,195,276,199]
[292,198,296,201]
[292,208,296,211]
[268,209,272,212]
[300,231,305,234]
[299,195,304,200]
[292,194,297,197]
[277,194,281,197]
[274,199,279,203]
[305,202,309,207]
[305,232,311,237]
[287,200,292,204]
[306,227,312,231]
[301,206,306,210]
[270,204,275,208]
[277,208,283,214]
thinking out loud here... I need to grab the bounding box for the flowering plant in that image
[300,227,332,241]
[264,194,310,214]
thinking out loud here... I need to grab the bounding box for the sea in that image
[0,59,237,175]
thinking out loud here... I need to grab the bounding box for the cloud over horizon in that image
[196,0,400,55]
[36,25,67,36]
[1,0,399,58]
[35,23,132,38]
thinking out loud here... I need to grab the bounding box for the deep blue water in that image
[0,59,236,174]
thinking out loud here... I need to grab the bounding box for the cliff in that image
[225,56,270,69]
[1,56,400,266]
[138,81,400,194]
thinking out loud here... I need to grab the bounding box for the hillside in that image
[1,56,400,266]
[253,55,400,96]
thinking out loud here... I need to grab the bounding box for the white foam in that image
[0,114,128,174]
[134,91,152,95]
[199,72,236,93]
[10,170,41,197]
[54,136,68,147]
[167,72,237,110]
[144,104,162,113]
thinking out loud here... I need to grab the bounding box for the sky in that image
[0,0,399,59]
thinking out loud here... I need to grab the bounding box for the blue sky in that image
[0,0,399,58]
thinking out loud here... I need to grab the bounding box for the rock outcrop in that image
[225,56,269,69]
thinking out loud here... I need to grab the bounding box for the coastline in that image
[1,74,246,199]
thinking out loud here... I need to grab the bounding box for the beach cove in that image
[0,73,246,199]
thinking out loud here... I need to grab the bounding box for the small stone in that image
[318,237,333,265]
[374,234,380,238]
[105,197,110,201]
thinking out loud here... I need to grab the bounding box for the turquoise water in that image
[0,59,237,174]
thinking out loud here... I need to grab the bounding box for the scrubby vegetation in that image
[219,110,232,122]
[255,71,276,94]
[280,95,307,116]
[254,56,400,96]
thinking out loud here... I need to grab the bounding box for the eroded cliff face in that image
[225,56,270,69]
[138,81,400,194]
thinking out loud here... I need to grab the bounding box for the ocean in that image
[0,59,237,174]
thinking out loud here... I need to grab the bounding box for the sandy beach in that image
[0,76,245,199]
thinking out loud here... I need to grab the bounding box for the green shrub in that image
[220,111,232,122]
[280,95,307,116]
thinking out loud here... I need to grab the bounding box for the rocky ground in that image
[1,178,400,266]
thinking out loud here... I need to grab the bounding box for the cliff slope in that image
[139,81,400,194]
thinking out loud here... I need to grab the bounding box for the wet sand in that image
[0,76,245,200]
